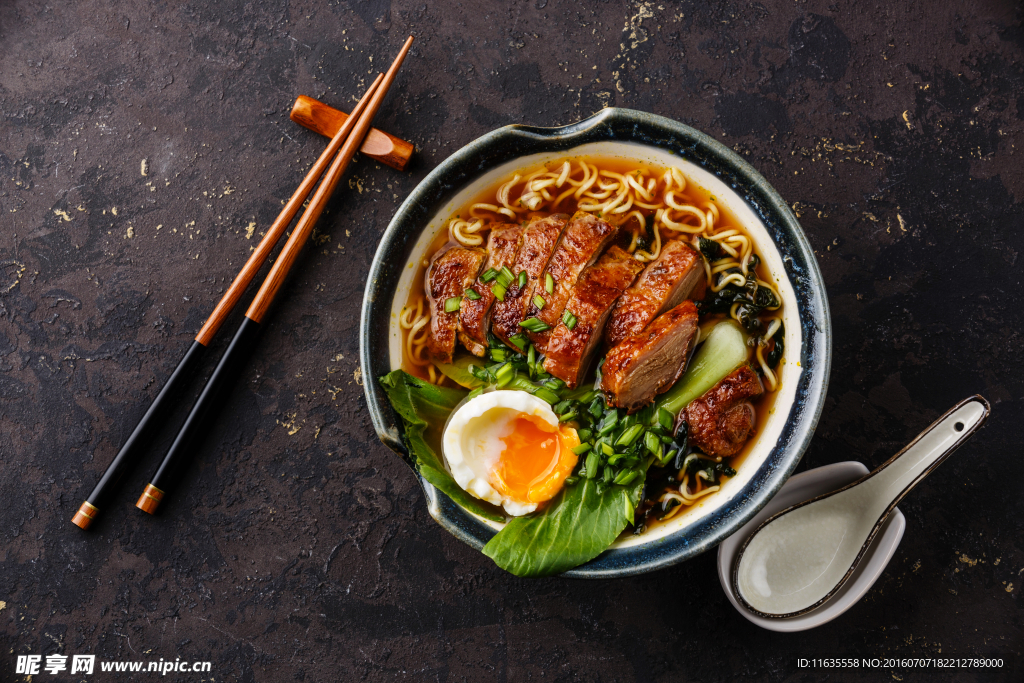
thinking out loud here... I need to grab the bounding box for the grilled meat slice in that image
[600,300,699,413]
[542,246,644,388]
[605,239,704,348]
[425,245,486,363]
[490,214,569,347]
[681,365,764,458]
[524,211,618,349]
[458,223,524,356]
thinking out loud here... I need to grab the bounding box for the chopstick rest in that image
[290,95,414,172]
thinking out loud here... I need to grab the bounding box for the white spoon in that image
[733,395,990,618]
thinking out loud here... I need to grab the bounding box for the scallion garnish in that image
[532,387,559,404]
[494,363,514,387]
[517,270,527,289]
[444,296,462,313]
[615,424,645,447]
[533,295,546,309]
[492,283,507,301]
[464,287,482,301]
[572,443,592,455]
[562,310,577,330]
[545,272,555,294]
[480,268,498,283]
[498,266,515,287]
[613,470,639,486]
[519,317,550,333]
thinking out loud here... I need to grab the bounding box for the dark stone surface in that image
[1,0,1021,680]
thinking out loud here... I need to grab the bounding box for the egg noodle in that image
[401,158,785,390]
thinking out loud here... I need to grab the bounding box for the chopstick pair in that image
[72,36,414,529]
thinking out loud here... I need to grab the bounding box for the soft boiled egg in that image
[442,390,580,516]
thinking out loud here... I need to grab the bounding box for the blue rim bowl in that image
[359,108,831,578]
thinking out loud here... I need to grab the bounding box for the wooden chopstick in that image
[71,72,399,532]
[134,36,414,516]
[290,94,414,171]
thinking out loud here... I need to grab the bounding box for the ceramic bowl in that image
[717,462,906,631]
[359,107,831,577]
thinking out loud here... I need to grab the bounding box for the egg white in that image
[442,390,560,516]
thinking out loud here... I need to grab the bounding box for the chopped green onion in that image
[562,310,577,330]
[607,453,625,465]
[588,398,604,419]
[508,333,529,352]
[553,400,572,414]
[498,266,515,287]
[545,272,555,294]
[585,452,600,479]
[489,348,507,362]
[491,283,507,301]
[615,424,645,447]
[533,387,560,404]
[600,441,615,456]
[542,377,565,390]
[614,470,639,486]
[644,431,662,456]
[527,345,537,373]
[602,466,613,483]
[466,387,484,400]
[658,407,674,432]
[464,287,482,301]
[517,270,527,289]
[533,295,546,309]
[519,317,551,333]
[577,428,592,442]
[558,408,577,423]
[571,442,592,455]
[494,363,514,387]
[597,410,619,436]
[444,296,462,313]
[480,268,498,283]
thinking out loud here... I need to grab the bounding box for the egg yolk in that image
[492,414,580,505]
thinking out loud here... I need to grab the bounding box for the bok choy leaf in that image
[379,370,504,522]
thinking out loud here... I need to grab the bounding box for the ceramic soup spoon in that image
[733,395,990,618]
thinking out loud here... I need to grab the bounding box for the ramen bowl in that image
[359,107,831,578]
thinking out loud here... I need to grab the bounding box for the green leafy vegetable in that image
[378,370,504,522]
[434,355,536,393]
[482,471,645,577]
[656,320,750,416]
[766,322,785,369]
[698,236,721,261]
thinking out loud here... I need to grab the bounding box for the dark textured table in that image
[2,1,1022,681]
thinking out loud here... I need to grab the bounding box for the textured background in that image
[1,0,1022,681]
